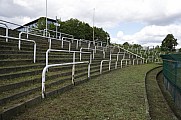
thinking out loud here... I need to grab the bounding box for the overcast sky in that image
[0,0,181,48]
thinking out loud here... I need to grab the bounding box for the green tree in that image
[161,34,178,52]
[36,18,110,44]
[59,18,109,43]
[179,48,181,53]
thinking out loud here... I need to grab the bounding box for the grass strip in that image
[146,67,177,120]
[157,71,181,119]
[13,64,157,120]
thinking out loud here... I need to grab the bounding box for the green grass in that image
[146,67,177,120]
[13,64,158,120]
[157,71,181,120]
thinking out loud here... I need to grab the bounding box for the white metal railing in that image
[80,47,105,61]
[27,27,50,37]
[96,41,103,47]
[19,31,50,40]
[44,29,61,38]
[111,53,125,69]
[61,32,74,39]
[19,31,50,50]
[46,49,92,67]
[42,61,90,98]
[121,59,131,68]
[62,37,79,50]
[0,23,8,42]
[0,35,36,63]
[80,47,95,61]
[119,46,145,60]
[19,31,71,51]
[133,58,144,65]
[49,37,71,51]
[100,60,111,74]
[155,58,162,63]
[45,29,74,39]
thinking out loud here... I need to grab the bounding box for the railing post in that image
[34,43,36,63]
[42,68,47,98]
[109,53,111,71]
[133,59,135,65]
[49,38,51,49]
[109,61,111,71]
[80,48,82,61]
[88,42,90,49]
[115,53,119,69]
[103,51,105,59]
[18,32,22,50]
[61,39,64,48]
[121,60,123,68]
[76,40,79,49]
[79,39,82,47]
[88,54,92,79]
[0,23,9,42]
[69,42,71,52]
[72,52,75,85]
[100,61,103,74]
[89,53,92,64]
[123,52,125,59]
[46,49,49,66]
[115,61,118,69]
[95,46,97,53]
[26,27,29,39]
[5,26,8,42]
[126,59,128,66]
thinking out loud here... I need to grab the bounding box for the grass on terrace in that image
[13,64,158,120]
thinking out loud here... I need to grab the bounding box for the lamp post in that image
[93,8,95,46]
[45,0,48,37]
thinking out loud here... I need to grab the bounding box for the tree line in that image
[122,34,179,53]
[36,17,110,44]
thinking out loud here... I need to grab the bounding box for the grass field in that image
[13,64,158,120]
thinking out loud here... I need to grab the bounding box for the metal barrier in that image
[49,37,71,51]
[0,35,36,63]
[94,46,105,57]
[46,49,92,67]
[62,37,79,50]
[119,46,144,60]
[96,41,103,47]
[42,61,90,98]
[19,31,71,51]
[45,29,74,39]
[121,59,131,68]
[0,23,8,42]
[100,60,111,74]
[80,47,105,61]
[133,58,144,65]
[80,48,95,61]
[111,52,125,69]
[19,31,50,48]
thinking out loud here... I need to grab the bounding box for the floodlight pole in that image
[46,0,48,37]
[93,8,95,46]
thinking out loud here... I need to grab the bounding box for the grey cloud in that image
[145,12,181,26]
[0,0,42,19]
